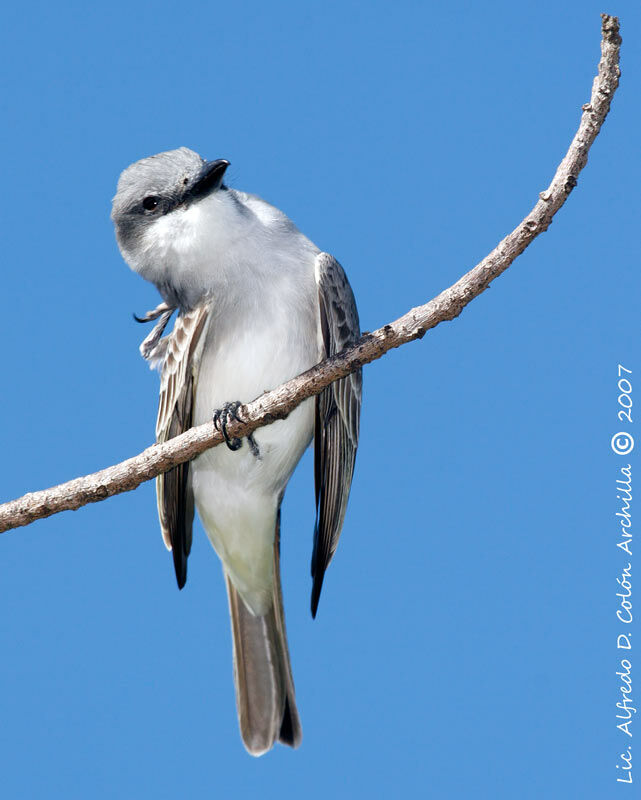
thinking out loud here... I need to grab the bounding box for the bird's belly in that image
[190,307,318,613]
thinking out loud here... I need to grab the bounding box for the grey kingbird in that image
[111,148,361,755]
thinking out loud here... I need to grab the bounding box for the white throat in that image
[131,191,257,307]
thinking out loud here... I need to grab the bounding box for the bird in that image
[111,147,361,755]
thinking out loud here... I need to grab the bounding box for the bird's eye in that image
[142,196,161,212]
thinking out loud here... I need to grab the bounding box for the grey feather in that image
[155,302,211,588]
[311,253,362,617]
[226,511,302,755]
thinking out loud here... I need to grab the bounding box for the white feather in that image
[142,188,322,614]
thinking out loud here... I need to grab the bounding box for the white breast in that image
[172,193,323,613]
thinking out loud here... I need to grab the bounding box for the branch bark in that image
[0,15,621,534]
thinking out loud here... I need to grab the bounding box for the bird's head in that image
[112,147,229,267]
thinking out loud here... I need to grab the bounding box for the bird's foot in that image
[213,401,245,451]
[212,402,261,458]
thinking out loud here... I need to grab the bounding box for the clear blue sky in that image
[1,2,638,798]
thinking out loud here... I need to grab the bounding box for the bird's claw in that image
[247,433,261,459]
[212,401,262,458]
[213,402,245,451]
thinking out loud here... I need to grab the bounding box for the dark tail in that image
[225,520,302,756]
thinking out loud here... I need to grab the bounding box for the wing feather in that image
[311,253,362,616]
[155,302,211,589]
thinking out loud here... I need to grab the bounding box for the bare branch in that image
[0,15,621,535]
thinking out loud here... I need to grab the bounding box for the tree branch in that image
[0,14,621,535]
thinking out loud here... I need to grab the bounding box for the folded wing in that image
[311,253,362,616]
[155,303,211,588]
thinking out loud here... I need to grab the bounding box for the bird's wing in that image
[311,252,362,616]
[155,301,211,589]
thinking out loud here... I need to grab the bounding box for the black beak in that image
[188,159,230,200]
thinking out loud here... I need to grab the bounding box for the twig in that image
[0,15,621,534]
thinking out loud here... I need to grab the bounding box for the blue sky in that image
[1,1,638,798]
